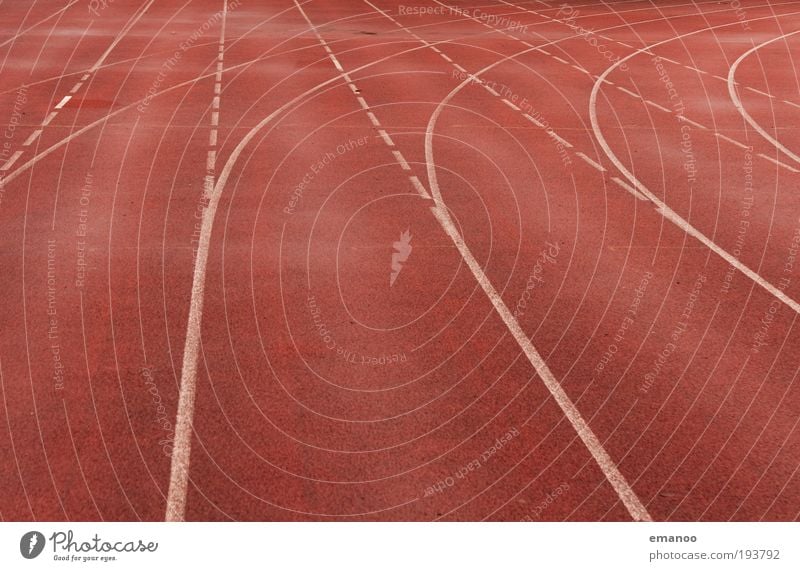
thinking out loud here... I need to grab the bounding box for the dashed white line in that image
[484,84,500,96]
[392,150,411,171]
[69,83,83,94]
[645,100,671,113]
[377,129,394,146]
[575,151,606,172]
[678,116,707,130]
[42,111,58,126]
[616,85,641,99]
[523,113,545,127]
[502,98,521,111]
[54,95,71,109]
[366,111,381,127]
[548,131,573,148]
[23,130,42,147]
[715,132,749,150]
[0,150,23,171]
[409,175,432,199]
[745,86,774,98]
[552,55,569,65]
[356,96,369,110]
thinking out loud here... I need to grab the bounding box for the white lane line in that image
[366,111,381,127]
[758,153,800,173]
[484,84,500,96]
[659,56,680,64]
[54,95,71,109]
[612,177,649,201]
[783,99,800,110]
[23,130,42,147]
[548,131,573,148]
[571,64,589,74]
[90,0,157,72]
[377,129,395,146]
[552,55,569,65]
[502,98,521,111]
[453,63,467,73]
[745,86,774,98]
[427,202,651,523]
[392,150,411,170]
[348,83,359,93]
[590,23,800,320]
[212,96,220,109]
[616,85,641,99]
[645,100,671,113]
[713,74,729,82]
[678,116,707,130]
[684,65,708,74]
[69,82,83,94]
[331,56,344,72]
[214,83,221,95]
[728,30,800,167]
[356,96,369,109]
[42,111,58,126]
[575,151,606,172]
[409,175,432,199]
[715,132,749,150]
[536,47,551,55]
[166,0,229,523]
[441,53,453,63]
[0,150,23,171]
[81,73,90,81]
[523,113,545,127]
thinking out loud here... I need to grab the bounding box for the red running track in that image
[1,0,800,522]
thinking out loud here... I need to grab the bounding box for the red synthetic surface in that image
[1,0,799,521]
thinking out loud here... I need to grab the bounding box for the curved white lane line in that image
[727,30,800,166]
[589,16,800,316]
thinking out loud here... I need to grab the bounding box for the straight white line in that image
[616,85,640,99]
[484,84,500,96]
[678,116,707,130]
[758,153,800,172]
[441,53,453,62]
[211,111,219,126]
[209,130,217,146]
[684,65,707,74]
[0,150,23,171]
[712,74,728,82]
[214,83,221,95]
[552,55,569,65]
[715,132,749,150]
[206,150,216,171]
[42,111,58,126]
[536,47,551,55]
[783,99,800,109]
[331,57,344,72]
[659,56,680,64]
[377,129,394,146]
[54,95,71,109]
[571,64,589,74]
[392,150,411,170]
[453,63,467,73]
[23,130,42,146]
[548,131,573,148]
[366,111,381,127]
[69,82,83,94]
[612,176,649,201]
[502,98,521,111]
[575,151,606,172]
[645,100,671,113]
[523,113,545,127]
[745,86,774,98]
[409,175,432,199]
[356,96,369,109]
[212,96,220,109]
[349,83,359,93]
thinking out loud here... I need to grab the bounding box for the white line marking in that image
[484,84,500,96]
[356,96,369,109]
[331,57,344,72]
[745,86,774,98]
[612,176,649,201]
[571,64,589,74]
[0,150,23,171]
[209,130,217,146]
[536,47,551,55]
[713,74,729,82]
[54,95,71,109]
[548,131,573,148]
[783,99,800,110]
[69,83,82,94]
[575,151,606,172]
[409,175,431,199]
[552,55,569,65]
[645,100,671,113]
[616,85,641,99]
[81,73,90,81]
[715,132,749,150]
[212,96,220,109]
[166,0,229,522]
[684,65,707,74]
[366,111,381,127]
[453,63,467,73]
[523,113,545,127]
[441,53,453,62]
[23,130,42,146]
[678,116,707,130]
[214,83,221,95]
[659,56,680,64]
[758,153,800,172]
[377,129,394,146]
[392,150,411,170]
[42,111,58,126]
[502,98,521,111]
[728,30,800,167]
